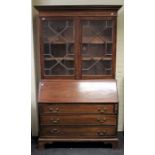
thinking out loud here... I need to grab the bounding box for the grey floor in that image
[31,133,124,155]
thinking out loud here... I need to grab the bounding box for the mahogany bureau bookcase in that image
[34,5,122,149]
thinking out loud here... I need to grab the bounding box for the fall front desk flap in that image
[38,80,118,103]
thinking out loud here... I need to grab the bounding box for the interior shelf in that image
[82,57,112,61]
[44,41,112,44]
[82,37,112,44]
[44,57,74,61]
[44,57,112,61]
[43,40,112,45]
[44,41,74,44]
[82,42,112,44]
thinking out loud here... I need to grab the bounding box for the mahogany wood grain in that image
[38,16,44,79]
[42,76,75,79]
[34,5,122,11]
[74,17,82,79]
[38,80,118,103]
[82,75,114,79]
[38,137,119,142]
[39,104,115,114]
[34,5,122,149]
[112,17,117,78]
[38,11,117,17]
[36,6,120,79]
[40,115,117,125]
[40,126,116,138]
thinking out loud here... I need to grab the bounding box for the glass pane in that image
[82,60,112,75]
[42,19,75,76]
[81,20,113,75]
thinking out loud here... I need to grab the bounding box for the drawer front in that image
[39,104,115,114]
[40,115,117,125]
[40,126,116,138]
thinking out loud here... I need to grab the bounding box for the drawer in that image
[40,115,117,125]
[40,126,116,138]
[39,104,115,114]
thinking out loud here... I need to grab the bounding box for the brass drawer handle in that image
[50,118,60,124]
[97,117,106,123]
[50,129,60,134]
[97,107,107,113]
[49,107,59,113]
[97,130,107,136]
[42,17,46,20]
[49,129,64,135]
[49,108,53,111]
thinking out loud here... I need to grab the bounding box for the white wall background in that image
[31,0,124,136]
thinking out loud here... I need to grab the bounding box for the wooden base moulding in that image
[38,138,119,149]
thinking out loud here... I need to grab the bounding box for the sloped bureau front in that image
[37,80,119,148]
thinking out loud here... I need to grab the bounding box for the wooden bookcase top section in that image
[34,5,122,16]
[35,5,122,79]
[34,5,122,11]
[38,80,118,103]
